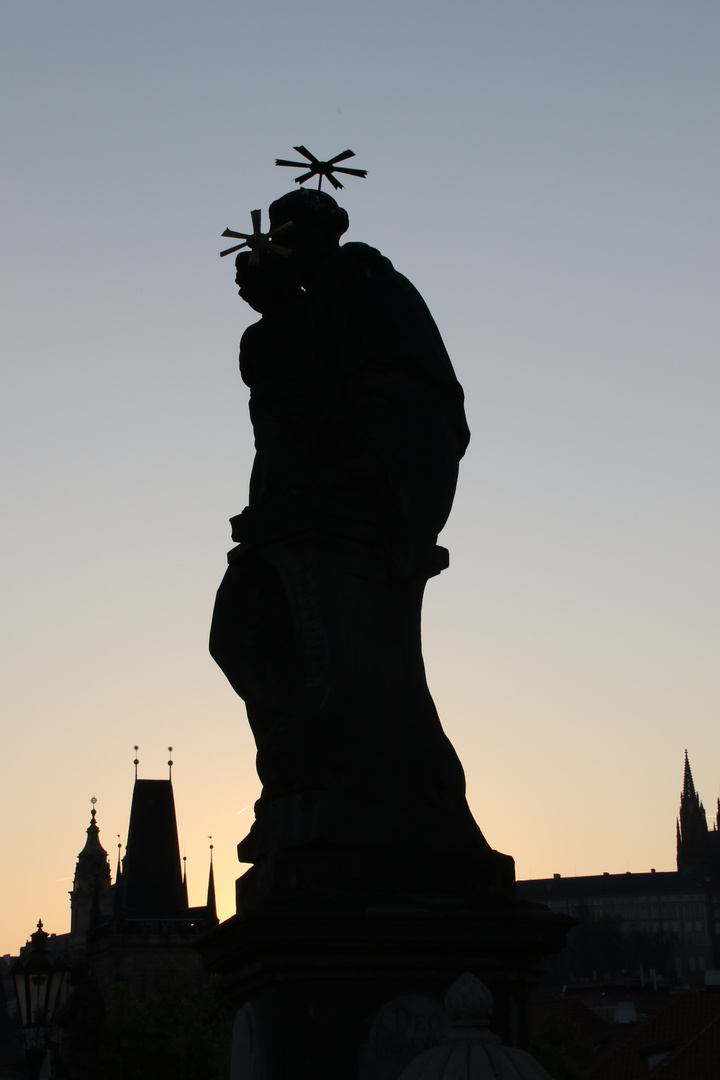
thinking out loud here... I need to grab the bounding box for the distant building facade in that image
[518,753,720,983]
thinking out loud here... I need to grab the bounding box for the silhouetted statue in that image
[211,189,510,904]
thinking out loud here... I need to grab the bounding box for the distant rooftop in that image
[518,870,707,902]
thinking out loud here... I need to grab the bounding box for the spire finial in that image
[90,795,97,823]
[133,745,139,780]
[208,835,214,863]
[168,746,173,780]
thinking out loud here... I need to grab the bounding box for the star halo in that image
[275,145,367,191]
[219,209,293,262]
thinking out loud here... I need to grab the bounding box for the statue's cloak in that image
[238,242,470,579]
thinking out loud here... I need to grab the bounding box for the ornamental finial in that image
[275,146,367,191]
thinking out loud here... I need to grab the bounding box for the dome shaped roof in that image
[396,974,555,1080]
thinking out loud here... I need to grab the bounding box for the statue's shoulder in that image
[336,240,387,263]
[320,242,394,286]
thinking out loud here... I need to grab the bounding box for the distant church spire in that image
[76,799,109,866]
[683,749,696,799]
[677,750,714,880]
[206,838,218,926]
[70,797,112,949]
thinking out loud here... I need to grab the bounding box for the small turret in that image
[182,855,189,908]
[206,839,218,927]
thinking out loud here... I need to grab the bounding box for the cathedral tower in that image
[676,750,720,881]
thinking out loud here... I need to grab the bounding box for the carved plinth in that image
[198,901,571,1080]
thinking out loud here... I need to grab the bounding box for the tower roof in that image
[74,804,111,883]
[122,779,187,918]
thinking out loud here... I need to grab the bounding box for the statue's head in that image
[269,189,349,282]
[235,250,302,313]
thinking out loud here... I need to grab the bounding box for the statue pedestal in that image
[198,899,571,1080]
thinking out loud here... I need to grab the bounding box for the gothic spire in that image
[677,749,711,878]
[683,749,696,800]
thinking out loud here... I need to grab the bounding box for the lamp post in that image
[12,920,65,1074]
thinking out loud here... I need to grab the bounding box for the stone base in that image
[198,900,571,1080]
[233,843,517,915]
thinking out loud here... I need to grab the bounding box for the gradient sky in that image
[1,2,719,955]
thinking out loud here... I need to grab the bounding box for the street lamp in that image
[12,920,65,1062]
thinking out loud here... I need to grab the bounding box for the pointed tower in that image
[112,838,125,928]
[683,750,698,801]
[121,778,188,918]
[69,798,113,952]
[677,750,710,879]
[206,840,219,927]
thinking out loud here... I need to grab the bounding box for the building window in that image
[689,957,695,972]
